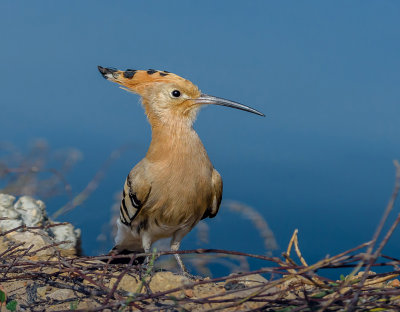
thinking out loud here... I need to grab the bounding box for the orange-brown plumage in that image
[98,66,263,273]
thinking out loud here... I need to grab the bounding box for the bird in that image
[98,66,264,273]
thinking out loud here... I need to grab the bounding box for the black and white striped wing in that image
[119,176,147,226]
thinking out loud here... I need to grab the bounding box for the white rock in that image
[50,223,81,251]
[0,193,22,231]
[14,196,47,226]
[0,193,81,255]
[0,193,16,208]
[0,218,23,232]
[46,289,75,300]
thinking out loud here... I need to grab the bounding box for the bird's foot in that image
[140,256,155,274]
[100,248,145,265]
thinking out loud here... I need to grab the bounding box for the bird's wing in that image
[202,169,223,219]
[119,163,151,226]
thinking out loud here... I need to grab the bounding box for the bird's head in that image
[98,66,264,126]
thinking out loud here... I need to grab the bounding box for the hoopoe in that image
[98,66,264,273]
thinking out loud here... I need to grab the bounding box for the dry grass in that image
[1,218,400,311]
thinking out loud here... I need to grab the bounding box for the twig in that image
[346,160,400,311]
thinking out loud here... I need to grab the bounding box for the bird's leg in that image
[170,240,188,274]
[170,230,194,278]
[141,232,152,269]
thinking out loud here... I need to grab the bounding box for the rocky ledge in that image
[0,194,81,256]
[0,194,271,311]
[2,194,398,311]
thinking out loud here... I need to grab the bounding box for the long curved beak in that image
[194,93,265,117]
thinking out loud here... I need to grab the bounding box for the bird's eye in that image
[171,90,181,98]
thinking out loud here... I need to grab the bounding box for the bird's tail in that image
[105,219,145,264]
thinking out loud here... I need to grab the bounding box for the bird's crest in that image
[98,66,192,95]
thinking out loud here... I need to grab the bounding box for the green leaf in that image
[6,300,17,311]
[311,291,328,298]
[350,278,360,285]
[340,274,345,281]
[0,289,6,303]
[70,300,79,310]
[167,295,178,302]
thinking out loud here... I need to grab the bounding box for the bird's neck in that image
[146,118,208,163]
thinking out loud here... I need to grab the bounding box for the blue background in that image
[1,1,399,275]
